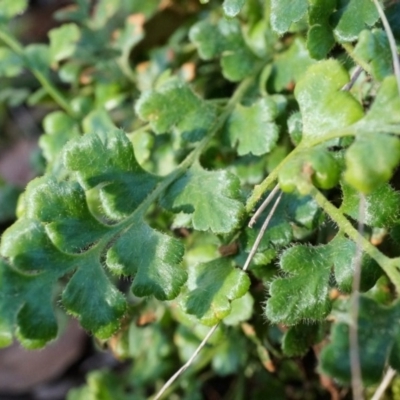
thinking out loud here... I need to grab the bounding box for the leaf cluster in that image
[0,0,400,398]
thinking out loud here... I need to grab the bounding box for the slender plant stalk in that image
[243,191,282,272]
[153,324,220,400]
[248,183,280,227]
[371,0,400,96]
[349,194,366,400]
[342,42,372,75]
[246,145,302,213]
[0,28,75,117]
[342,65,363,91]
[371,367,397,400]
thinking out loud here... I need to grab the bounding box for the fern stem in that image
[243,191,282,272]
[371,367,396,400]
[342,42,372,75]
[248,183,280,228]
[0,28,75,118]
[153,323,219,400]
[245,145,302,213]
[371,0,400,97]
[310,187,400,293]
[349,193,366,400]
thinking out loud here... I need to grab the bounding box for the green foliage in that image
[266,234,380,325]
[182,258,250,325]
[0,0,28,21]
[224,97,279,156]
[341,183,400,228]
[278,147,340,194]
[354,29,393,81]
[0,0,400,398]
[162,162,244,233]
[189,18,260,81]
[320,296,400,385]
[344,133,400,193]
[135,79,216,141]
[294,59,364,143]
[270,0,308,34]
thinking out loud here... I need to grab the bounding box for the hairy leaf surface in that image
[135,79,216,141]
[266,234,380,324]
[182,258,250,326]
[341,183,400,228]
[162,162,244,234]
[64,129,160,218]
[106,220,186,300]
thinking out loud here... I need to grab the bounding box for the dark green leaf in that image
[0,263,58,348]
[189,19,259,81]
[307,0,336,59]
[106,220,186,300]
[182,258,250,325]
[330,235,380,293]
[333,0,379,42]
[270,0,308,34]
[1,215,128,343]
[341,182,400,228]
[353,29,393,81]
[224,98,279,156]
[0,219,76,347]
[245,192,320,257]
[266,244,332,325]
[0,218,76,274]
[162,162,244,234]
[63,129,160,218]
[266,234,379,324]
[24,177,110,254]
[320,297,400,384]
[282,323,325,356]
[135,78,216,141]
[62,259,126,339]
